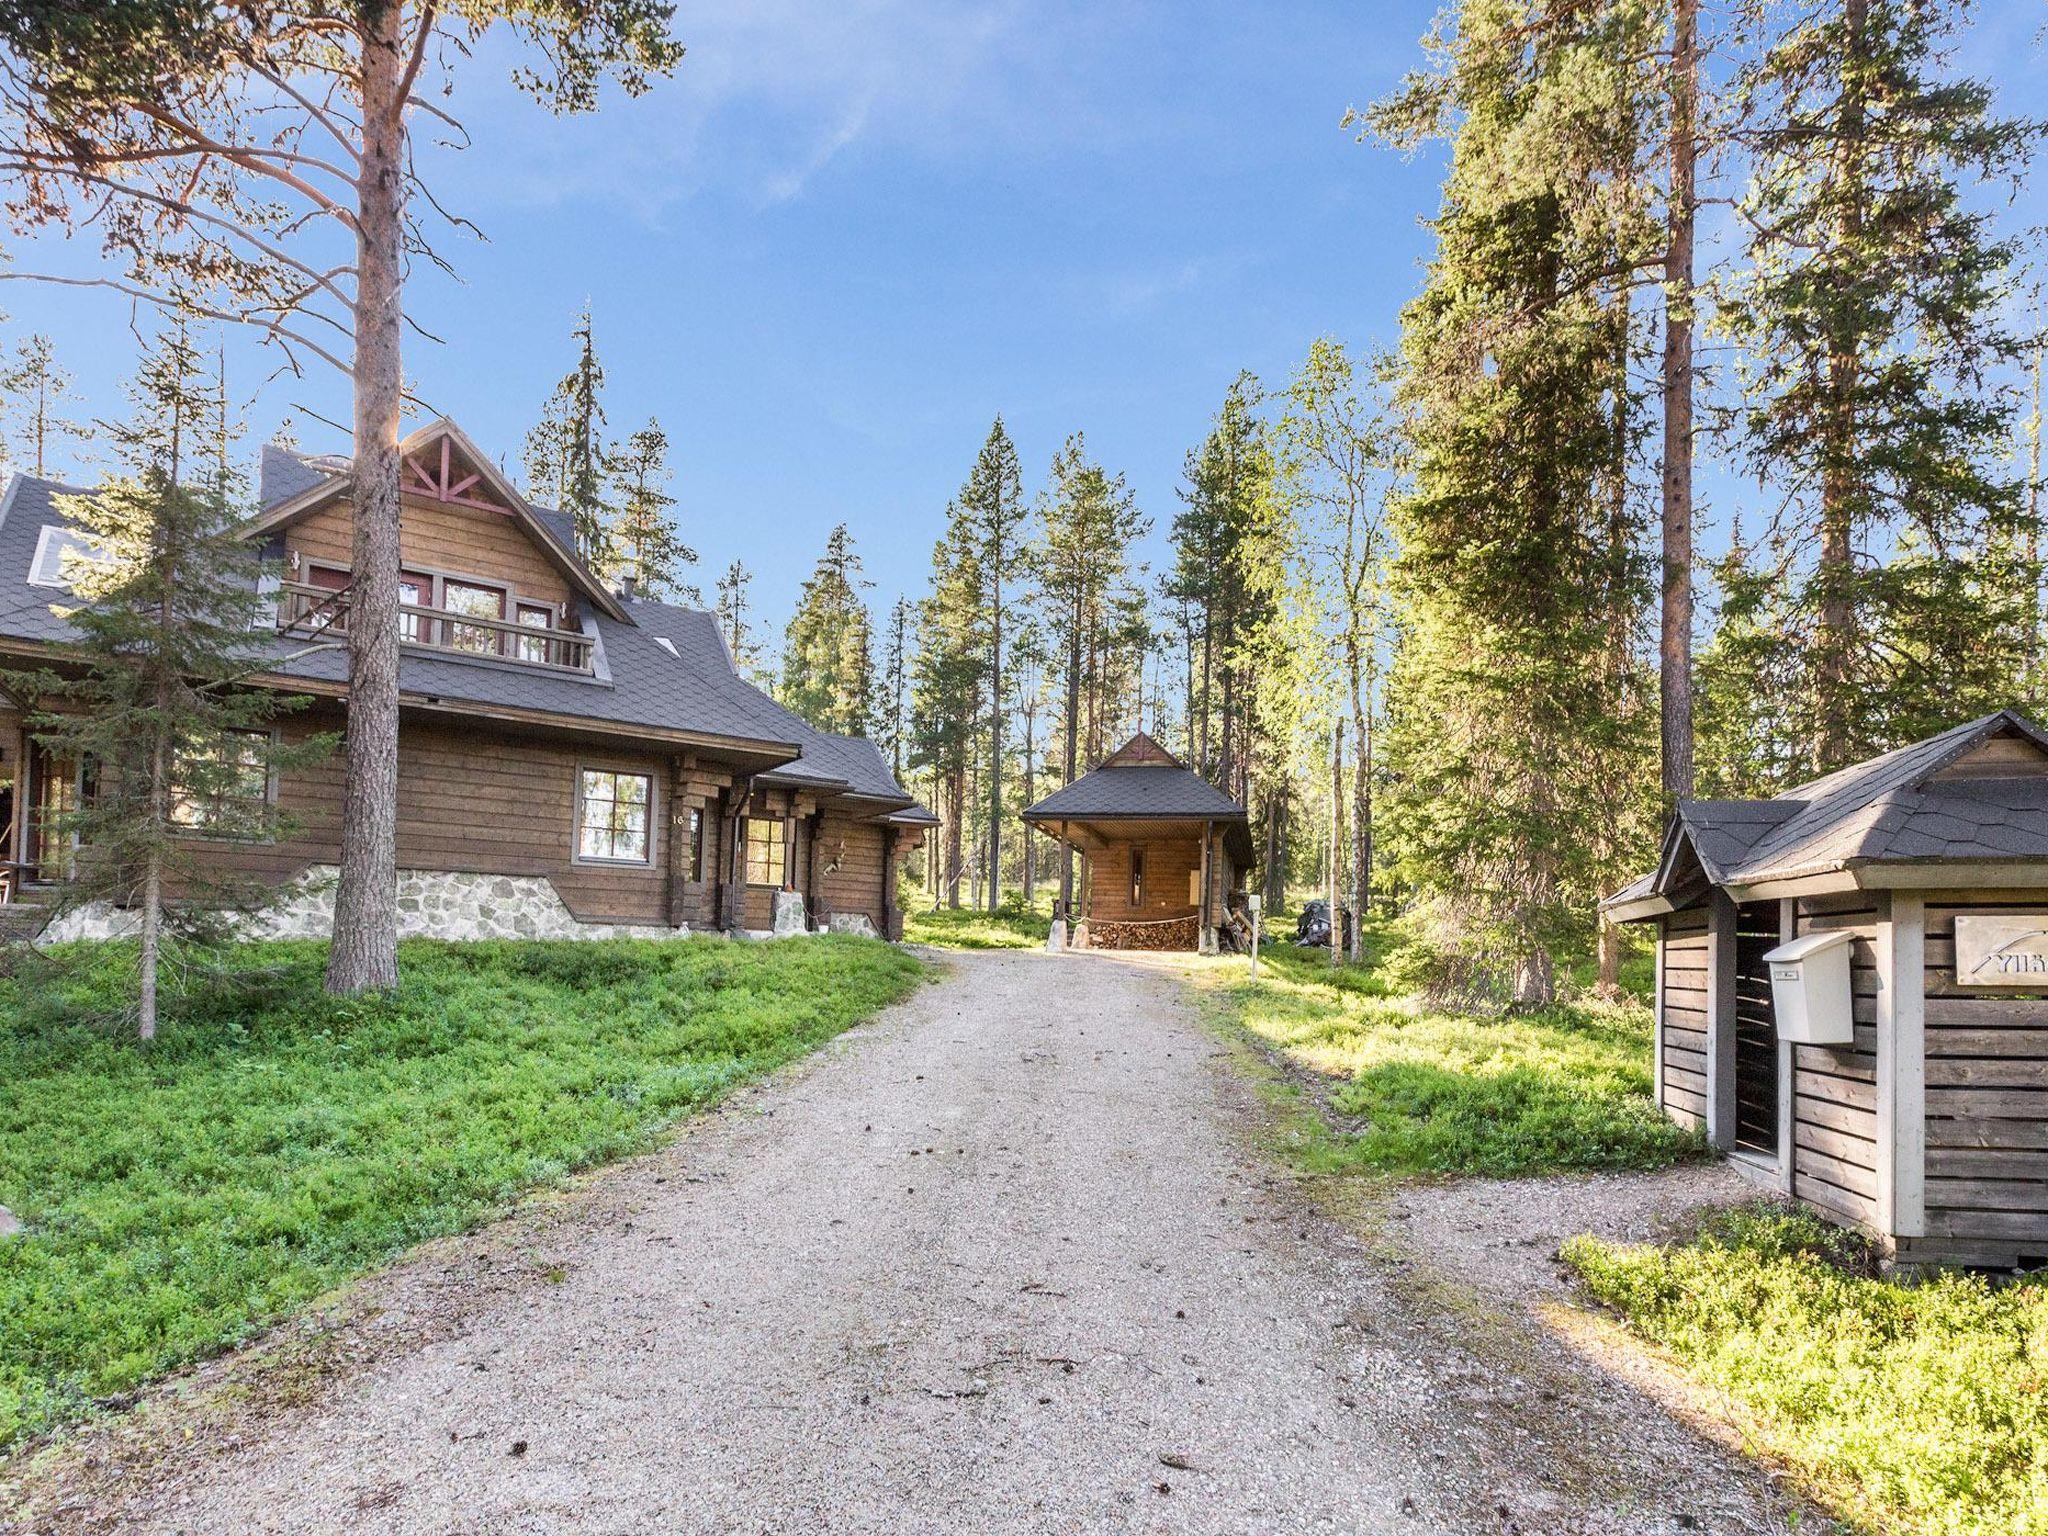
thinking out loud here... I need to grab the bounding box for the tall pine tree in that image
[779,524,875,735]
[613,419,699,602]
[954,418,1028,909]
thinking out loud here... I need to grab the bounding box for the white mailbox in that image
[1761,929,1856,1046]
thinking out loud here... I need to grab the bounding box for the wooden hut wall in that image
[1084,834,1203,925]
[1912,896,2048,1264]
[1787,899,1884,1235]
[1657,908,1709,1131]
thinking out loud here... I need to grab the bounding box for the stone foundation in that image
[39,866,690,946]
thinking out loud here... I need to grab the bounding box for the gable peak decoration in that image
[1100,731,1182,770]
[404,429,510,516]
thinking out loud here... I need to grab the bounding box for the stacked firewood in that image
[1086,915,1199,951]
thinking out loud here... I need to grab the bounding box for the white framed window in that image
[170,729,275,836]
[28,525,107,590]
[576,768,653,864]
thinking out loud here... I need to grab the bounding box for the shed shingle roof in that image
[1608,709,2048,912]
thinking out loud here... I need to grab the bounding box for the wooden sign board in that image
[1953,915,2048,988]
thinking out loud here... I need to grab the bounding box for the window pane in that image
[577,770,652,863]
[443,581,504,655]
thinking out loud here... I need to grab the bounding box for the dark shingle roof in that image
[0,471,927,819]
[1022,762,1247,822]
[1609,709,2048,910]
[258,444,337,509]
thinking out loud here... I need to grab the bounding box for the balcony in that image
[276,580,596,675]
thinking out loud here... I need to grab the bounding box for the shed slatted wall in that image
[1659,908,1708,1129]
[1790,905,1880,1231]
[1921,902,2048,1256]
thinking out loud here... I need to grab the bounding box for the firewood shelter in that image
[1022,733,1253,953]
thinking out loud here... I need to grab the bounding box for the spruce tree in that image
[1371,0,1661,1005]
[1719,0,2040,772]
[779,525,875,735]
[715,559,764,677]
[524,306,618,575]
[6,326,329,1038]
[613,419,698,602]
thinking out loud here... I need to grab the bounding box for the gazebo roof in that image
[1022,733,1249,824]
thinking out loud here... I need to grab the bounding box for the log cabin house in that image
[0,419,933,943]
[1022,732,1253,952]
[1606,709,2048,1268]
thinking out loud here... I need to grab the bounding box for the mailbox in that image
[1761,929,1856,1046]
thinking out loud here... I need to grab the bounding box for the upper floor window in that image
[441,578,505,655]
[577,769,651,864]
[746,817,786,887]
[28,526,109,590]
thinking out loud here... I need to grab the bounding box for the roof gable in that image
[247,418,628,623]
[1100,731,1182,769]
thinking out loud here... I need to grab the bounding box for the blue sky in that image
[5,0,2045,632]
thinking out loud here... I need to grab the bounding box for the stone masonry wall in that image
[39,866,689,946]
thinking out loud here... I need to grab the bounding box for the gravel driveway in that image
[7,949,1802,1536]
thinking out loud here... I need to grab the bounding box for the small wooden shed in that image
[1606,709,2048,1268]
[1022,733,1253,953]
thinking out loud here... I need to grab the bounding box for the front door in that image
[26,743,77,883]
[1733,902,1782,1157]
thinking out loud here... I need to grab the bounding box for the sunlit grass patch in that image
[0,934,921,1449]
[902,897,1050,950]
[1191,926,1700,1177]
[1566,1205,2048,1536]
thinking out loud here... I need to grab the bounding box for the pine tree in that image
[1,333,84,477]
[1032,433,1150,914]
[779,525,875,735]
[613,419,699,602]
[524,306,618,575]
[4,327,330,1038]
[954,417,1028,910]
[715,559,765,677]
[1719,0,2040,772]
[1371,0,1661,1005]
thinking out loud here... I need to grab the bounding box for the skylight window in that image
[653,636,678,657]
[27,526,108,590]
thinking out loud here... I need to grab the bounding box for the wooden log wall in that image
[287,495,576,613]
[1658,907,1709,1130]
[1912,897,2048,1264]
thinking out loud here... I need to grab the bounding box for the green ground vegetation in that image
[1565,1205,2048,1536]
[900,886,1051,950]
[1191,916,1699,1177]
[0,935,921,1449]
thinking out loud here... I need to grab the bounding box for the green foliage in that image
[0,934,919,1448]
[1370,0,1662,1003]
[524,305,618,572]
[779,524,875,735]
[1711,0,2042,778]
[613,419,698,602]
[0,332,84,478]
[1566,1205,2048,1536]
[901,898,1050,950]
[3,327,334,1013]
[1199,921,1699,1177]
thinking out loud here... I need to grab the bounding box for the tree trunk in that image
[1597,913,1622,995]
[325,3,406,994]
[944,766,964,909]
[1327,721,1342,970]
[987,568,1002,913]
[1813,0,1869,774]
[1021,700,1037,903]
[1659,0,1698,804]
[1260,791,1285,915]
[1059,602,1081,918]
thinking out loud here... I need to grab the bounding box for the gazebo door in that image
[1732,902,1782,1157]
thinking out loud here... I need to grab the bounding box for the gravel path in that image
[7,950,1802,1536]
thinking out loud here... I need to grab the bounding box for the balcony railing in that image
[276,580,596,675]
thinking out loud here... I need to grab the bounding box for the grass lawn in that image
[0,934,921,1450]
[1191,919,1702,1177]
[1565,1205,2048,1536]
[901,899,1050,950]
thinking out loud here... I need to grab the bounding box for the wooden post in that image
[804,807,824,928]
[1704,889,1739,1151]
[1777,898,1797,1194]
[1652,916,1666,1110]
[1197,819,1213,955]
[881,826,900,940]
[1875,891,1926,1239]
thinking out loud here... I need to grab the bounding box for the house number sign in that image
[1953,915,2048,987]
